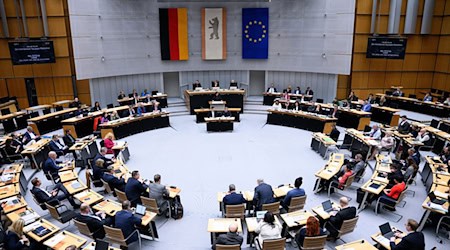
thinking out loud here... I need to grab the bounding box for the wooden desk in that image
[59,170,78,183]
[73,190,103,206]
[311,132,337,158]
[44,231,87,250]
[336,108,371,131]
[267,109,337,134]
[335,239,377,250]
[273,185,293,198]
[28,107,80,135]
[280,210,314,228]
[92,200,121,217]
[357,179,387,213]
[26,104,52,112]
[61,112,103,138]
[205,117,235,132]
[342,129,379,162]
[371,106,400,127]
[21,138,51,169]
[0,183,20,199]
[23,219,59,242]
[418,197,449,231]
[99,112,170,139]
[0,111,28,133]
[82,242,121,250]
[0,196,27,213]
[0,100,18,113]
[184,89,245,114]
[194,108,241,123]
[245,217,282,245]
[311,202,340,220]
[168,187,181,199]
[63,180,88,195]
[262,92,313,105]
[207,218,243,244]
[371,231,403,250]
[7,207,40,225]
[313,153,345,192]
[52,100,72,107]
[376,93,450,117]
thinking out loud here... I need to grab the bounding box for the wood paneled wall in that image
[432,2,450,91]
[337,0,450,100]
[0,0,90,109]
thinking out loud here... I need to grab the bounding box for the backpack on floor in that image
[171,197,183,220]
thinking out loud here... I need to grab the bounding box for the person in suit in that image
[292,101,301,111]
[361,100,372,112]
[30,177,79,208]
[407,148,420,165]
[222,184,246,211]
[221,107,231,117]
[43,151,62,180]
[148,174,170,217]
[229,80,238,88]
[49,135,69,157]
[338,154,365,178]
[114,200,142,244]
[398,115,410,134]
[93,147,114,167]
[152,101,162,112]
[75,203,112,239]
[211,80,220,88]
[440,146,450,163]
[390,219,425,250]
[211,223,243,250]
[91,101,101,112]
[347,91,358,102]
[304,87,314,96]
[117,90,126,100]
[365,124,382,140]
[293,86,301,95]
[416,128,430,143]
[329,124,340,142]
[62,129,76,148]
[103,132,115,154]
[392,88,403,97]
[253,179,275,211]
[325,197,356,240]
[212,92,222,101]
[102,166,126,192]
[8,133,23,154]
[22,126,40,146]
[92,159,107,181]
[282,177,305,211]
[5,219,30,250]
[295,216,325,249]
[423,92,433,102]
[266,83,277,93]
[367,93,375,104]
[125,171,149,207]
[193,80,202,89]
[69,97,81,108]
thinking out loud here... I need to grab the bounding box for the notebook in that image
[32,226,51,237]
[379,222,394,239]
[256,210,267,222]
[322,200,333,212]
[134,204,146,219]
[428,192,446,205]
[95,240,110,250]
[369,183,381,189]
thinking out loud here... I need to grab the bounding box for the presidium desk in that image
[99,112,170,139]
[266,109,337,134]
[184,89,245,115]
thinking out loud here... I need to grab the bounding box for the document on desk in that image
[23,221,41,232]
[434,190,448,198]
[45,233,65,248]
[375,235,389,246]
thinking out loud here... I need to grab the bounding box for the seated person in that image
[102,166,126,192]
[5,219,30,250]
[295,216,325,249]
[211,223,243,250]
[117,90,126,100]
[136,103,146,116]
[347,91,358,102]
[125,171,149,207]
[361,100,372,112]
[91,101,101,112]
[307,102,317,112]
[415,128,430,143]
[255,212,282,248]
[193,80,202,89]
[103,132,115,154]
[75,203,112,239]
[123,105,135,117]
[397,115,410,134]
[369,176,405,211]
[62,129,76,148]
[339,154,365,177]
[222,184,246,211]
[386,164,404,189]
[403,158,419,184]
[337,167,353,189]
[141,89,149,97]
[423,92,433,102]
[282,90,290,101]
[293,101,301,111]
[284,101,290,110]
[114,200,143,244]
[92,159,107,181]
[93,147,114,167]
[7,133,24,154]
[329,124,340,141]
[221,107,231,117]
[392,88,403,97]
[229,80,238,88]
[367,93,375,104]
[151,101,162,112]
[407,148,420,165]
[43,151,62,180]
[211,80,220,88]
[440,146,450,163]
[100,113,109,124]
[365,124,382,140]
[272,100,282,111]
[389,219,425,250]
[69,97,82,108]
[293,86,301,95]
[22,126,40,145]
[253,179,275,211]
[266,83,277,93]
[49,135,69,157]
[282,177,305,211]
[369,131,395,160]
[148,174,170,217]
[31,177,79,208]
[443,97,450,105]
[109,110,120,120]
[325,197,356,240]
[409,124,420,138]
[304,87,314,96]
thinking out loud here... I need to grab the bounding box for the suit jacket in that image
[148,182,169,209]
[223,192,246,207]
[22,131,37,145]
[49,140,65,153]
[102,173,126,192]
[114,210,142,243]
[305,89,314,96]
[31,186,59,206]
[390,231,425,250]
[212,232,243,250]
[5,231,25,250]
[75,213,106,239]
[63,134,76,147]
[43,158,61,178]
[253,183,275,210]
[329,206,356,230]
[221,111,231,117]
[398,121,410,134]
[267,87,277,93]
[93,153,113,167]
[125,178,148,205]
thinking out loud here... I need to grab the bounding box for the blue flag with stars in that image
[242,8,269,59]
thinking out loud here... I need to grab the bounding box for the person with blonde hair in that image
[5,219,30,250]
[103,132,115,154]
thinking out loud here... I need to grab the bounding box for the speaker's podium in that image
[209,101,226,111]
[205,117,235,132]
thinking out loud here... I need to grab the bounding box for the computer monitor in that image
[135,204,146,216]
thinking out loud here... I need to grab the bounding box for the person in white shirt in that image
[209,107,216,118]
[255,212,281,248]
[443,97,450,105]
[365,124,382,140]
[416,128,430,143]
[267,83,277,93]
[369,131,395,160]
[272,100,282,111]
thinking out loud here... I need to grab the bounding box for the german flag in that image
[159,8,189,61]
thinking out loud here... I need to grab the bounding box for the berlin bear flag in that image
[242,8,269,59]
[202,8,227,60]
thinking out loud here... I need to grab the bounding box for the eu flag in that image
[242,8,269,59]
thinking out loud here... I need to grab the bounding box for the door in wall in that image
[25,78,38,106]
[249,71,265,96]
[163,72,180,98]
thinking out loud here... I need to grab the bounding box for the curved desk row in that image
[184,89,245,115]
[266,109,337,134]
[377,94,450,117]
[99,112,170,139]
[117,94,168,108]
[28,107,84,135]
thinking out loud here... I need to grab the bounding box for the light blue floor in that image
[18,112,448,249]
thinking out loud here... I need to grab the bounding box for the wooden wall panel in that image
[438,36,450,53]
[6,78,28,108]
[0,79,7,97]
[442,16,450,34]
[435,55,450,72]
[35,78,55,96]
[37,96,56,105]
[32,64,53,77]
[77,80,91,105]
[402,55,421,71]
[0,41,10,58]
[354,35,368,53]
[386,59,404,71]
[351,72,369,89]
[417,73,434,88]
[369,59,387,71]
[368,72,385,88]
[12,65,33,78]
[401,72,418,88]
[53,38,70,57]
[54,77,73,96]
[48,17,67,37]
[356,0,372,14]
[421,36,440,53]
[418,55,437,71]
[385,73,402,87]
[355,16,371,34]
[6,17,22,37]
[51,58,71,77]
[352,54,370,71]
[46,0,65,16]
[0,60,14,78]
[27,18,44,37]
[77,94,91,106]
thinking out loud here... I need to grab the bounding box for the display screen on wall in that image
[8,40,56,65]
[366,37,407,59]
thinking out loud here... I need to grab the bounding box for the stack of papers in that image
[375,235,390,246]
[45,233,65,248]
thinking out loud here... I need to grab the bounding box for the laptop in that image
[134,204,146,219]
[321,200,333,213]
[379,222,395,239]
[95,239,110,250]
[369,183,381,189]
[428,191,446,205]
[256,210,267,222]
